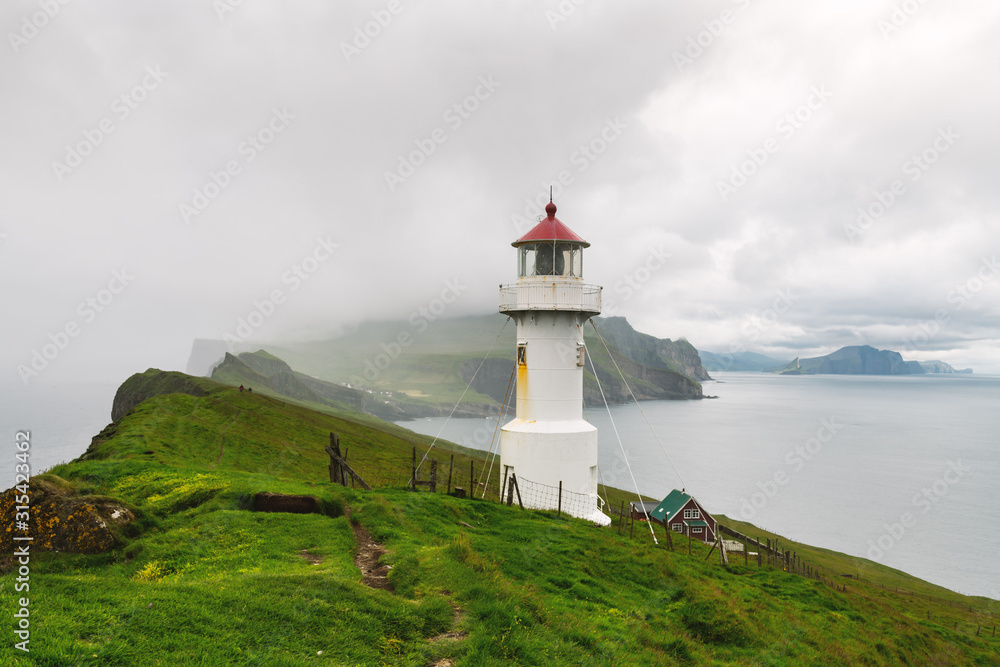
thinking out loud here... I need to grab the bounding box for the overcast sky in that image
[3,0,999,391]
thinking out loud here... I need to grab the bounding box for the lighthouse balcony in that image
[499,280,602,314]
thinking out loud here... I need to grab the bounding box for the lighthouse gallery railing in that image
[499,282,602,313]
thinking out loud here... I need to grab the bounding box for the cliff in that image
[593,317,712,381]
[112,368,213,420]
[457,327,705,408]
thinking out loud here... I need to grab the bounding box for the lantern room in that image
[513,201,590,279]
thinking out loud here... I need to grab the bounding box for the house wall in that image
[666,498,716,543]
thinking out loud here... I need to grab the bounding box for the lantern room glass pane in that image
[519,246,535,277]
[519,242,584,277]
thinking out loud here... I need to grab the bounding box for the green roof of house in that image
[648,489,691,523]
[686,520,709,528]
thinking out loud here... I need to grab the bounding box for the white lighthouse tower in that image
[498,199,610,525]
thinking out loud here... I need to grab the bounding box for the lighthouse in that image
[498,199,610,525]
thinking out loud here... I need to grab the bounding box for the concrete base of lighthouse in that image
[499,419,611,526]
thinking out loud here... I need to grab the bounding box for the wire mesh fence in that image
[514,475,604,518]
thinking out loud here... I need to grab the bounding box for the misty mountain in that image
[777,346,925,375]
[188,314,710,418]
[697,350,790,372]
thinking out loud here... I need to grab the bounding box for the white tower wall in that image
[498,274,609,525]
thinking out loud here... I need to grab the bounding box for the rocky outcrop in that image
[0,476,135,554]
[112,368,211,421]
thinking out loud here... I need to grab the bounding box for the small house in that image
[648,489,717,543]
[628,500,663,525]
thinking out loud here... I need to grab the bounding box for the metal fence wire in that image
[515,475,605,518]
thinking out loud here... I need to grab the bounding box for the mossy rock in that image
[1,476,135,554]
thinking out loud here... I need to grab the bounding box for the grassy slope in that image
[2,380,997,666]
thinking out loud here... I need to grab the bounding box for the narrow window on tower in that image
[576,344,586,367]
[517,344,527,366]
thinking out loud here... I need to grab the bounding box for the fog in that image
[3,0,998,395]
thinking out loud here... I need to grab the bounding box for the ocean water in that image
[0,381,119,484]
[3,374,996,599]
[398,372,1000,600]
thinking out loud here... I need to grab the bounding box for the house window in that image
[672,523,684,533]
[517,344,527,366]
[693,527,703,534]
[684,508,700,520]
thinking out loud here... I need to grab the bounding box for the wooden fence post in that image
[511,474,523,509]
[429,459,438,493]
[557,481,562,518]
[506,476,515,507]
[345,449,352,488]
[617,501,624,535]
[411,447,416,491]
[470,461,474,497]
[328,433,340,483]
[447,455,454,494]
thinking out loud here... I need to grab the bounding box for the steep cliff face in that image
[459,358,516,404]
[458,334,704,408]
[112,369,212,421]
[584,347,703,404]
[591,317,712,381]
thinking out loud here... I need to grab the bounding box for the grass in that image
[2,373,997,665]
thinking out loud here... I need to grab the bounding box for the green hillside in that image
[1,372,996,665]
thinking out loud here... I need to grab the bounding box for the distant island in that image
[777,346,972,376]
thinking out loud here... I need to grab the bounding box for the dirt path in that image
[212,410,244,467]
[351,520,394,592]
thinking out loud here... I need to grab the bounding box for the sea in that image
[397,372,1000,600]
[2,373,996,600]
